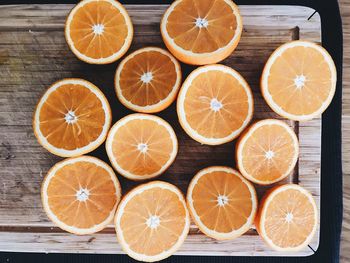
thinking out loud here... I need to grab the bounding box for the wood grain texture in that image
[0,4,321,256]
[340,0,350,262]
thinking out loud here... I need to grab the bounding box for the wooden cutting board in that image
[0,4,321,257]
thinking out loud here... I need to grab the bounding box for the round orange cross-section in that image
[236,119,299,185]
[255,184,318,251]
[33,78,111,157]
[115,47,182,113]
[177,64,254,145]
[115,181,190,262]
[261,40,337,121]
[106,114,178,180]
[41,156,121,235]
[65,0,133,64]
[187,166,257,240]
[161,0,242,65]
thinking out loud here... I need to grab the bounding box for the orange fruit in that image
[261,40,337,121]
[177,64,253,145]
[115,47,182,113]
[187,166,257,240]
[255,184,318,251]
[41,156,121,235]
[65,0,133,64]
[161,0,242,65]
[105,114,178,180]
[115,181,190,262]
[33,78,112,157]
[236,119,299,185]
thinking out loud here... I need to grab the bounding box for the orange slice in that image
[187,166,257,240]
[105,114,178,180]
[41,156,121,235]
[115,47,182,113]
[236,119,299,185]
[33,78,111,157]
[177,64,253,145]
[161,0,242,65]
[255,184,318,251]
[261,40,337,121]
[115,181,190,262]
[65,0,133,64]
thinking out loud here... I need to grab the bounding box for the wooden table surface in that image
[0,4,322,256]
[340,0,350,262]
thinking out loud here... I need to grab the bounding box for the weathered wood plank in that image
[0,4,321,256]
[0,230,316,256]
[339,0,350,261]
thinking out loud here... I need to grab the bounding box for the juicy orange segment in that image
[65,0,133,64]
[187,166,257,240]
[177,64,253,145]
[236,119,299,185]
[41,156,121,235]
[33,78,111,157]
[255,184,318,251]
[115,181,190,262]
[105,114,178,180]
[161,0,242,65]
[115,47,182,113]
[261,40,337,121]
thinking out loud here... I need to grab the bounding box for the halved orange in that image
[115,47,182,113]
[65,0,133,64]
[105,114,178,180]
[236,119,299,185]
[33,78,111,157]
[261,40,337,121]
[255,184,318,251]
[41,156,121,235]
[161,0,242,65]
[187,166,257,240]
[115,181,190,262]
[177,64,254,145]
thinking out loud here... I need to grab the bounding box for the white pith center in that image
[146,215,160,229]
[137,143,148,154]
[64,110,78,124]
[294,75,306,89]
[76,188,90,202]
[141,72,153,84]
[210,98,223,112]
[285,212,294,223]
[265,150,275,159]
[195,17,209,28]
[217,195,229,207]
[92,24,104,35]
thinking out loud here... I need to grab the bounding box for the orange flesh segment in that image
[267,46,332,115]
[264,188,316,248]
[111,119,174,176]
[241,124,297,182]
[120,187,187,255]
[191,171,253,233]
[184,70,249,138]
[47,161,117,228]
[166,0,237,53]
[39,84,105,150]
[119,51,178,106]
[69,1,128,59]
